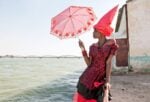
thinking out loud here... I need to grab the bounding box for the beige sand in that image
[111,73,150,102]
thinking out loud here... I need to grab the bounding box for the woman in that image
[73,5,119,102]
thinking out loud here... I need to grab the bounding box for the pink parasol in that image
[51,6,96,39]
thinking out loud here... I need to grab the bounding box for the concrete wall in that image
[113,6,127,39]
[128,0,150,56]
[128,0,150,69]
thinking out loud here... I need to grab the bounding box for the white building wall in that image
[128,0,150,69]
[128,0,150,56]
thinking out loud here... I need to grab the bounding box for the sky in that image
[0,0,126,56]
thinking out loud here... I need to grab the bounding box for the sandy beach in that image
[111,73,150,102]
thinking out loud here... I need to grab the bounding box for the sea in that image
[0,57,86,102]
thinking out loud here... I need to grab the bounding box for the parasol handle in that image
[75,35,80,41]
[113,33,117,44]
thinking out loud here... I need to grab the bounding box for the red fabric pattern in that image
[73,92,96,102]
[79,40,118,89]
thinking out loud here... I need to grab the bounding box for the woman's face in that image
[93,29,103,39]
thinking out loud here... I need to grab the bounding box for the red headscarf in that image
[94,5,118,36]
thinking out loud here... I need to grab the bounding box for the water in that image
[0,58,86,102]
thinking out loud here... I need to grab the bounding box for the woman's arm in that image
[106,39,119,83]
[82,50,92,66]
[79,40,91,66]
[106,54,113,83]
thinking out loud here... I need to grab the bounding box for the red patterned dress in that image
[73,40,118,102]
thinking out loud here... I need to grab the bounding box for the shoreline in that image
[0,56,82,59]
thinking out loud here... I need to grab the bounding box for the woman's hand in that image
[103,83,111,102]
[104,82,111,90]
[78,39,85,51]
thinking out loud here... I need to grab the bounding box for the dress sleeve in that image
[110,42,119,55]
